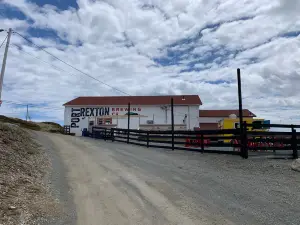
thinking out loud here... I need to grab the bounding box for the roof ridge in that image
[199,109,256,117]
[63,95,202,106]
[200,109,250,111]
[77,95,199,98]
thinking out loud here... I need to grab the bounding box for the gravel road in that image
[32,131,77,225]
[34,132,300,225]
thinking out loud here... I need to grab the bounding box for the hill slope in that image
[0,123,61,224]
[0,115,63,133]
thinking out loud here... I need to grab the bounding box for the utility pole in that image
[26,104,29,121]
[237,68,245,157]
[237,68,243,130]
[0,28,12,102]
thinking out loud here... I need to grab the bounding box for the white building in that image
[63,95,202,136]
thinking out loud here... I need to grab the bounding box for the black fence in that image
[91,122,300,159]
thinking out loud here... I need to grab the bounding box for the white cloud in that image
[1,0,300,125]
[0,18,28,31]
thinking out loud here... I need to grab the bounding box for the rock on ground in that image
[291,159,300,172]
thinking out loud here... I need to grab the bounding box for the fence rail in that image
[90,122,299,159]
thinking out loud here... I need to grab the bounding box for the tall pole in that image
[188,106,190,130]
[26,104,29,121]
[0,28,12,101]
[237,68,244,157]
[127,102,130,144]
[171,98,174,150]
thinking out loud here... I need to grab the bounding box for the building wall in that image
[198,123,219,130]
[199,117,225,123]
[199,116,255,130]
[64,104,200,136]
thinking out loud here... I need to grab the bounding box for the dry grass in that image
[37,122,64,133]
[0,115,64,134]
[0,116,41,131]
[0,123,60,225]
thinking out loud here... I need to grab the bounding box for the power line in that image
[0,34,8,49]
[3,100,197,121]
[10,44,132,99]
[9,106,63,111]
[10,44,87,81]
[3,107,63,113]
[3,98,198,119]
[13,31,131,96]
[9,31,200,122]
[10,44,135,101]
[2,100,63,110]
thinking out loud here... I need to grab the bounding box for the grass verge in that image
[0,123,61,224]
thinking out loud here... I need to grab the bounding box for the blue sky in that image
[31,0,78,9]
[0,0,300,125]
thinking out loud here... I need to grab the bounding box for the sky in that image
[0,0,299,126]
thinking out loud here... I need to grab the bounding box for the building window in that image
[234,122,240,129]
[105,119,111,124]
[146,120,154,124]
[97,118,112,125]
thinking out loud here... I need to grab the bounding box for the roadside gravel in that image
[31,131,76,225]
[0,124,60,225]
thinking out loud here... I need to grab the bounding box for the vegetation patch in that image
[0,123,61,224]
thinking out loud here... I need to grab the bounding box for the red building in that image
[198,109,256,130]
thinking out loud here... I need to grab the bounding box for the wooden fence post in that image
[243,121,248,159]
[127,102,130,144]
[111,128,114,142]
[201,134,204,153]
[147,131,149,148]
[292,125,298,159]
[239,127,244,158]
[171,98,174,150]
[273,136,275,153]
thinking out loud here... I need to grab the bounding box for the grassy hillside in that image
[0,122,60,224]
[0,115,64,133]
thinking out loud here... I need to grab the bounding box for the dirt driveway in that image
[34,132,300,225]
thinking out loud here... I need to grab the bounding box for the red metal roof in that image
[64,95,202,106]
[199,109,256,117]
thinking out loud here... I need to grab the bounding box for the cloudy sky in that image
[0,0,299,125]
